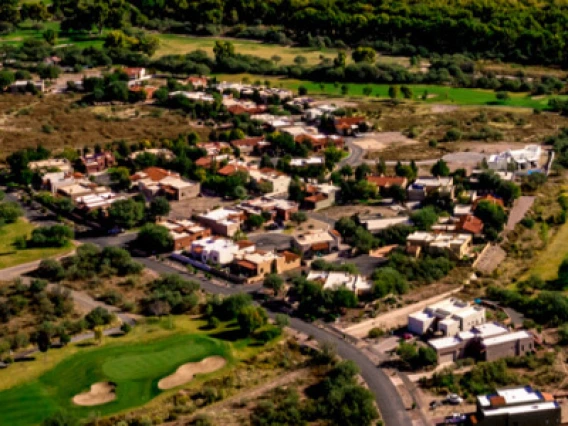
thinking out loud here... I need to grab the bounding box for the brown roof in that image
[283,251,300,262]
[228,105,266,115]
[542,392,555,402]
[304,193,328,203]
[217,164,248,176]
[459,215,484,234]
[330,230,341,238]
[259,167,284,176]
[366,176,407,188]
[230,136,265,148]
[236,240,255,249]
[124,67,144,76]
[131,167,174,182]
[195,157,212,167]
[335,117,365,129]
[187,77,208,85]
[236,259,257,270]
[311,242,330,251]
[489,396,506,407]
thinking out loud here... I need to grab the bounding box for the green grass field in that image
[0,331,232,425]
[0,219,73,270]
[524,221,568,281]
[215,73,566,109]
[0,22,104,49]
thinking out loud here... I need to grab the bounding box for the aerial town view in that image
[2,1,568,426]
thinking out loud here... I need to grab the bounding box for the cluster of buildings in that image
[407,298,534,364]
[178,236,301,284]
[487,145,542,172]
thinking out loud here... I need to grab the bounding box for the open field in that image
[524,219,568,281]
[0,94,209,157]
[0,219,72,269]
[0,22,104,49]
[215,73,568,109]
[0,317,262,426]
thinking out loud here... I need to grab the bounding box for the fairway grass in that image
[215,73,566,109]
[0,328,233,426]
[0,219,73,270]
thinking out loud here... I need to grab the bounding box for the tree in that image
[237,305,267,335]
[135,223,174,254]
[294,55,307,66]
[431,159,450,177]
[351,46,376,63]
[290,211,307,225]
[0,70,15,90]
[37,328,51,360]
[275,313,289,327]
[388,85,399,99]
[474,200,507,236]
[85,307,113,329]
[0,0,19,23]
[37,64,61,81]
[37,259,65,282]
[333,51,346,68]
[341,84,349,95]
[107,198,145,229]
[148,196,171,219]
[355,163,372,181]
[109,166,131,191]
[496,91,510,101]
[42,410,80,426]
[389,185,407,204]
[246,214,265,230]
[411,207,439,231]
[271,55,282,65]
[372,267,408,298]
[0,202,23,224]
[233,185,247,200]
[213,40,235,61]
[94,326,103,345]
[396,341,418,366]
[43,29,57,46]
[401,86,413,99]
[362,86,372,97]
[264,274,284,295]
[298,85,308,96]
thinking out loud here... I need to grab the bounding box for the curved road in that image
[342,138,486,168]
[80,236,413,426]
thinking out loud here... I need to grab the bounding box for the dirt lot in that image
[353,132,417,151]
[168,196,235,219]
[317,204,400,221]
[0,94,209,158]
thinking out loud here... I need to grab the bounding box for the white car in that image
[446,394,463,405]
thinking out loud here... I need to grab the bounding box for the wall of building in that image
[178,184,200,200]
[484,336,534,362]
[478,407,560,426]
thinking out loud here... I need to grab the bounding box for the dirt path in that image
[342,287,463,338]
[162,368,311,426]
[506,196,535,231]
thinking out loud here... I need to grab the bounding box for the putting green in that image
[0,334,231,426]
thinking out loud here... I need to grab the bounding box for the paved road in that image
[340,138,365,168]
[306,211,337,227]
[248,233,294,251]
[4,197,413,425]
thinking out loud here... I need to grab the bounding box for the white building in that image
[307,271,372,295]
[129,149,175,161]
[196,208,243,237]
[189,237,255,265]
[248,168,291,196]
[360,216,411,233]
[169,91,215,103]
[289,157,324,167]
[407,298,485,336]
[407,176,454,202]
[487,144,542,171]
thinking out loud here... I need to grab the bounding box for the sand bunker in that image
[158,356,227,390]
[73,382,116,406]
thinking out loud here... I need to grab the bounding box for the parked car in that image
[429,400,441,410]
[402,333,413,340]
[445,413,466,424]
[446,394,464,405]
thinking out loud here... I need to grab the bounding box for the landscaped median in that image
[0,316,277,426]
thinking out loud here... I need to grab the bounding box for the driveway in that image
[506,196,535,231]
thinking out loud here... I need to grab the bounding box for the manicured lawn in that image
[524,221,568,281]
[215,73,567,109]
[0,329,232,426]
[0,219,73,270]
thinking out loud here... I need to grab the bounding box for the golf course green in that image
[0,333,231,426]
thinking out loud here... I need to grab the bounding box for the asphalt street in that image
[5,195,414,426]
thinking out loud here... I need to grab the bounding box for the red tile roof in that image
[304,193,327,203]
[195,157,212,167]
[236,259,257,270]
[335,117,365,129]
[131,167,176,182]
[217,164,248,176]
[230,136,265,148]
[459,215,484,234]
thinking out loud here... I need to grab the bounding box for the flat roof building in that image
[471,386,560,426]
[408,298,485,336]
[306,271,372,295]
